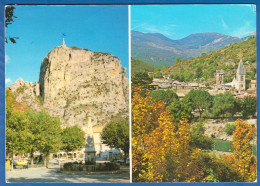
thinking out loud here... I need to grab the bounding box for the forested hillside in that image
[161,37,256,83]
[131,58,158,74]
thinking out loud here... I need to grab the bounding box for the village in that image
[148,59,256,99]
[139,57,257,146]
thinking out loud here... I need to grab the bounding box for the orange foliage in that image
[6,89,29,112]
[232,119,256,182]
[132,87,204,182]
[132,88,257,182]
[132,87,166,181]
[13,102,30,111]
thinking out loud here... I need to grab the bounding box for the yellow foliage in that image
[232,119,257,182]
[132,88,257,182]
[132,88,204,182]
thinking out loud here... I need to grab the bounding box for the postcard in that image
[1,1,259,185]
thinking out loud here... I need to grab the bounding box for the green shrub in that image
[104,162,120,171]
[16,85,26,94]
[225,124,236,136]
[63,162,74,171]
[37,95,44,105]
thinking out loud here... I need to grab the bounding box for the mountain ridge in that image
[132,30,248,68]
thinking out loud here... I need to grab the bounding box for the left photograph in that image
[5,5,129,183]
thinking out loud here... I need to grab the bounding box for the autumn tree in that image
[132,87,165,181]
[201,154,239,182]
[101,118,129,163]
[232,119,256,182]
[132,88,257,182]
[6,89,14,120]
[132,87,205,182]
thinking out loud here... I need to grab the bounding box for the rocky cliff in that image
[8,43,129,129]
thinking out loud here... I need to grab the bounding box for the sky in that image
[5,5,257,86]
[131,4,256,40]
[5,5,129,86]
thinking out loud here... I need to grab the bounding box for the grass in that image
[212,138,256,155]
[212,138,232,152]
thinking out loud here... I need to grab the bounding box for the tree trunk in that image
[57,152,60,167]
[44,154,50,168]
[11,152,14,170]
[30,151,34,167]
[46,154,50,168]
[44,156,47,168]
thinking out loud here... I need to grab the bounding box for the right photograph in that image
[131,4,257,182]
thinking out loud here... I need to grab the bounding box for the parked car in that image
[14,159,28,169]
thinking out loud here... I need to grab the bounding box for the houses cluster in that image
[149,75,207,90]
[148,59,256,98]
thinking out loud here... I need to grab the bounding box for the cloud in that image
[5,55,10,63]
[131,15,177,38]
[133,23,177,38]
[220,16,229,30]
[5,78,12,84]
[132,22,148,30]
[231,21,255,38]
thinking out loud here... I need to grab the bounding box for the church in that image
[231,59,246,90]
[215,59,256,92]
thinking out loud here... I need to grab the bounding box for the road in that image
[6,166,130,183]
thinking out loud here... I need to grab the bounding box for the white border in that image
[128,4,132,183]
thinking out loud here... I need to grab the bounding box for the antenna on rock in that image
[62,38,65,46]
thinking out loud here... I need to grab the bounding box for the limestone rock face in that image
[9,78,41,110]
[8,45,129,130]
[38,45,129,128]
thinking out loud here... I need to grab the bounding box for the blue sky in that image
[131,4,256,40]
[5,5,257,86]
[5,5,129,86]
